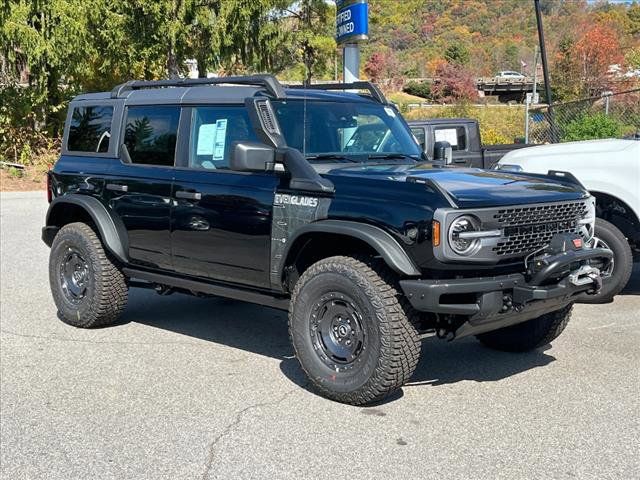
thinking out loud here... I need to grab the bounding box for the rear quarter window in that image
[67,106,114,153]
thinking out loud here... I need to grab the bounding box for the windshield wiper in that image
[367,153,418,162]
[305,154,361,163]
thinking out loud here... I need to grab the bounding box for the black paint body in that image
[45,86,589,298]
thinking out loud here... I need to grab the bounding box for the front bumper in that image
[400,246,613,339]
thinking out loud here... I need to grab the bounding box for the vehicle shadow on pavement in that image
[123,288,557,404]
[405,338,555,387]
[122,289,293,360]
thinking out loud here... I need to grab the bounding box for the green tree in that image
[503,43,519,71]
[627,2,640,36]
[561,113,623,142]
[444,44,470,66]
[1,0,93,133]
[276,0,336,84]
[626,47,640,69]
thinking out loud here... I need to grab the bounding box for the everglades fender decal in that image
[270,192,330,288]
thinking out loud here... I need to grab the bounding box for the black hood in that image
[323,164,588,208]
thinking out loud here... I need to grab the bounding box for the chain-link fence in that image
[526,88,640,144]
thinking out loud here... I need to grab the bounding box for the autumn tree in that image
[364,49,402,90]
[576,23,623,94]
[431,63,479,103]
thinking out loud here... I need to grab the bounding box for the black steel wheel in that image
[310,293,366,370]
[59,248,90,305]
[49,222,128,328]
[289,256,421,405]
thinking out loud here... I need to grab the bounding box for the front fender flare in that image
[282,220,421,278]
[44,195,128,264]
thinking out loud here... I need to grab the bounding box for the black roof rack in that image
[286,81,387,104]
[110,74,286,99]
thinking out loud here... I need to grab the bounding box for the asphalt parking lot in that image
[1,190,639,480]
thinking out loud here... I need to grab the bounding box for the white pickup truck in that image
[497,138,639,303]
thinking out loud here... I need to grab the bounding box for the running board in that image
[122,268,290,310]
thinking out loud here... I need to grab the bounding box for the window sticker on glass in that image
[213,119,228,161]
[197,124,217,155]
[434,128,459,147]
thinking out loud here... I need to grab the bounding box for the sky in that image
[587,0,636,4]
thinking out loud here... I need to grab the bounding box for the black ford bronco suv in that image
[43,75,612,405]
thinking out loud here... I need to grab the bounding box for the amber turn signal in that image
[432,220,441,247]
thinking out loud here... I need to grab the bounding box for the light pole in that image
[534,0,557,142]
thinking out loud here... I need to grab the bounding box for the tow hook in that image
[568,265,602,294]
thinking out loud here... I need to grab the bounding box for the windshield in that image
[272,100,423,161]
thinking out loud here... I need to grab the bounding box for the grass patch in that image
[401,104,526,145]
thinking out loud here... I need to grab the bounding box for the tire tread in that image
[49,222,128,328]
[289,255,420,405]
[476,305,572,352]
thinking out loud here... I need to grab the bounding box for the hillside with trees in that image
[364,0,640,102]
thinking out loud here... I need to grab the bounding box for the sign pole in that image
[336,0,369,84]
[343,44,360,83]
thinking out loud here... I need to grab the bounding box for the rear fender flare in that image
[44,195,128,263]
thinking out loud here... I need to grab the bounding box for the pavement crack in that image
[201,388,299,480]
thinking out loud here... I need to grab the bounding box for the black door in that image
[170,106,279,288]
[106,105,181,270]
[431,124,475,166]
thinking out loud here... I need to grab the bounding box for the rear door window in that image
[67,106,114,153]
[123,106,180,166]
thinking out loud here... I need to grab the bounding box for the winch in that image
[526,233,606,293]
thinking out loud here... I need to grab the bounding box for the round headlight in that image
[448,215,481,255]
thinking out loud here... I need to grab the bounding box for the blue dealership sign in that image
[336,0,369,45]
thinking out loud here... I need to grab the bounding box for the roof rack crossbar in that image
[287,81,387,104]
[110,74,286,99]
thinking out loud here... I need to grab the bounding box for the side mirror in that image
[230,142,275,172]
[433,141,453,165]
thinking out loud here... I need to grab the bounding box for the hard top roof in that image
[72,87,381,105]
[71,75,386,105]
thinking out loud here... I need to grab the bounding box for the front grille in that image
[492,201,588,256]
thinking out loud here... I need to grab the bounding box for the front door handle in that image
[176,190,202,200]
[106,183,128,192]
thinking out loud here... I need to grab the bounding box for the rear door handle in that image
[175,190,202,200]
[106,184,128,192]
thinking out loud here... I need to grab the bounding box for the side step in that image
[122,268,290,311]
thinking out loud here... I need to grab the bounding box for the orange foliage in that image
[574,22,624,93]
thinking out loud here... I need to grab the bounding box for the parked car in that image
[42,76,611,405]
[497,138,639,302]
[496,71,527,80]
[409,118,529,168]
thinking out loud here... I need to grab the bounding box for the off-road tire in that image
[578,218,633,304]
[49,222,128,328]
[289,256,421,405]
[476,305,572,352]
